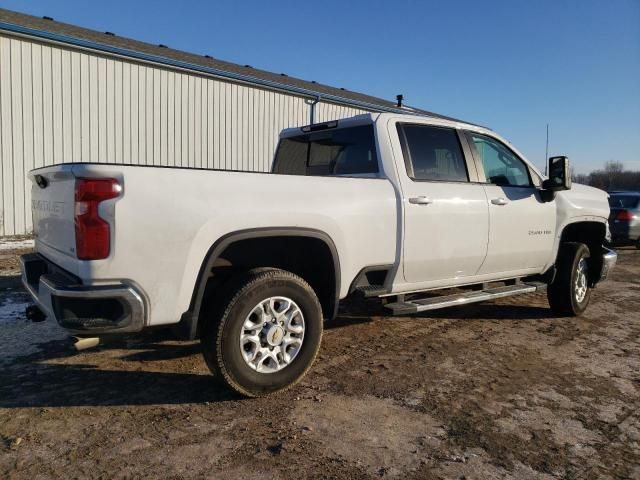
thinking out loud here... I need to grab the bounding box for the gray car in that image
[609,191,640,248]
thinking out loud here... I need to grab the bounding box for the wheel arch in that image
[554,219,607,284]
[177,227,341,339]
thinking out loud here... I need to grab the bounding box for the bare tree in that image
[580,161,640,191]
[604,160,624,174]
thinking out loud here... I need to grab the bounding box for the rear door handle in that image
[491,197,508,206]
[409,196,433,205]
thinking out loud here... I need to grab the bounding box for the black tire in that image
[200,268,323,397]
[635,238,640,250]
[547,242,591,316]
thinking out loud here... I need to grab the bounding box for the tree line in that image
[573,161,640,192]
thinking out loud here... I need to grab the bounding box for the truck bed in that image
[29,163,398,327]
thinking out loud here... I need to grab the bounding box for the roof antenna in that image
[545,123,549,175]
[396,94,404,108]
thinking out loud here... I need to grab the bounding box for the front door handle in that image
[491,197,508,206]
[409,196,433,205]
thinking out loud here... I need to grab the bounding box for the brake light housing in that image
[74,178,121,260]
[615,210,635,222]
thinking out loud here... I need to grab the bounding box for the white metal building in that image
[0,8,455,236]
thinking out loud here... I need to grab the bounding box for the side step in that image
[384,283,546,315]
[354,285,388,298]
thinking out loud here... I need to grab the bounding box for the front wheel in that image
[547,242,591,316]
[201,268,323,397]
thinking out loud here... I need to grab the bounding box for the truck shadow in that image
[0,331,237,408]
[0,362,237,408]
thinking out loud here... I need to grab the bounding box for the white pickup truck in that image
[22,112,617,396]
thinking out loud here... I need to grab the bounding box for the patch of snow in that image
[0,238,34,251]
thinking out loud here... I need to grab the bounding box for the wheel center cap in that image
[265,325,285,346]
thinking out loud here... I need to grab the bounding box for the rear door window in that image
[397,124,469,182]
[272,125,379,176]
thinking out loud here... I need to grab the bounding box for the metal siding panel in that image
[10,39,24,234]
[231,83,238,170]
[224,82,232,170]
[61,49,72,164]
[89,55,99,162]
[41,45,53,166]
[201,78,207,169]
[70,51,81,162]
[187,75,194,167]
[1,36,14,234]
[174,72,182,167]
[160,69,167,166]
[137,65,146,165]
[257,88,263,172]
[130,63,139,164]
[152,68,160,166]
[181,73,188,167]
[114,60,123,163]
[21,41,34,232]
[97,57,107,162]
[122,62,131,163]
[194,76,201,168]
[31,42,43,170]
[248,87,255,171]
[105,59,115,163]
[214,80,222,170]
[51,47,63,164]
[207,80,213,168]
[79,53,89,161]
[240,85,247,171]
[167,70,175,166]
[145,66,153,165]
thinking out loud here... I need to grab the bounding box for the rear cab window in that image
[272,124,379,176]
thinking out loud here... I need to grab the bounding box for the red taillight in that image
[74,178,121,260]
[615,210,635,222]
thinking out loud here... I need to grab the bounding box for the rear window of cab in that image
[272,125,379,176]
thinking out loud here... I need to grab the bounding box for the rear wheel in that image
[547,242,591,316]
[201,268,323,397]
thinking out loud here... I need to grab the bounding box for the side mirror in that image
[543,156,572,192]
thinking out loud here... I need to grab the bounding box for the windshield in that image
[609,194,640,209]
[272,125,378,176]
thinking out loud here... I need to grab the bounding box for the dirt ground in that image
[0,245,639,479]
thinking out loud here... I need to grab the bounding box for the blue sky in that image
[1,0,638,173]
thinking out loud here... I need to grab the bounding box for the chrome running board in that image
[384,283,546,315]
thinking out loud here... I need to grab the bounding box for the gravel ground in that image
[0,245,638,479]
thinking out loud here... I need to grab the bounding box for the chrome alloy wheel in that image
[575,257,588,303]
[239,296,305,373]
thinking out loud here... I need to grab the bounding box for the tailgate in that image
[29,166,77,258]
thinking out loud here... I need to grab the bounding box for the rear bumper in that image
[598,247,617,283]
[20,253,146,334]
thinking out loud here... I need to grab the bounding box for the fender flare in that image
[178,227,341,339]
